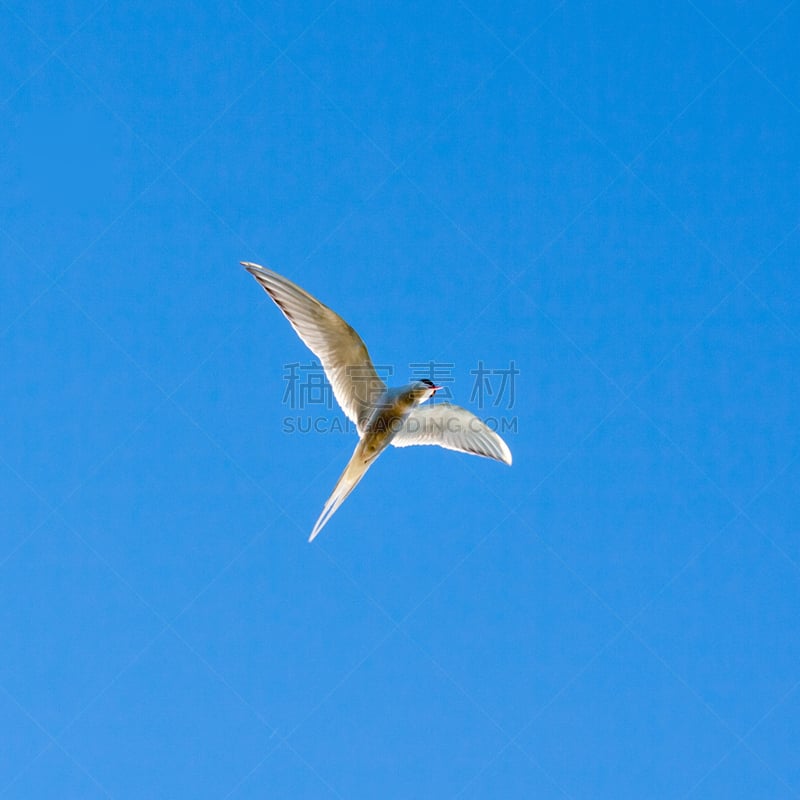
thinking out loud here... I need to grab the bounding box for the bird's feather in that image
[391,403,512,465]
[243,262,386,432]
[309,444,374,541]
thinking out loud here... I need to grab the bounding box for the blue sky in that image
[2,0,799,797]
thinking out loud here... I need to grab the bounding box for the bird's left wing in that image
[391,403,512,465]
[243,262,386,431]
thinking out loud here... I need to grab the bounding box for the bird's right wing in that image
[243,262,386,431]
[391,403,512,465]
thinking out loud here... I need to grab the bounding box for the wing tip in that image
[497,437,513,466]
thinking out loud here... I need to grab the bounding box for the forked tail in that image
[309,446,373,542]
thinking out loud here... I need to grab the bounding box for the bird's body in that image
[243,262,512,540]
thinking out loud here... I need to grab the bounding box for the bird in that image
[243,262,512,541]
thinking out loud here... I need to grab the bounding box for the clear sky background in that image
[2,1,799,798]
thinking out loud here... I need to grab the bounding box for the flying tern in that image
[243,262,512,541]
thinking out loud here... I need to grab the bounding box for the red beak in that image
[431,385,443,392]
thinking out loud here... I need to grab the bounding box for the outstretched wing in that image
[391,403,512,465]
[244,262,386,431]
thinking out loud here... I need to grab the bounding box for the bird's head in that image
[411,378,443,404]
